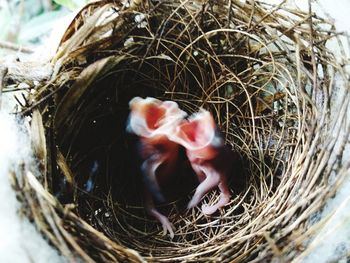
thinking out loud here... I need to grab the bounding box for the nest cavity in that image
[13,0,350,262]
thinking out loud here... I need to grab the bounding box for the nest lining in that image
[9,0,350,262]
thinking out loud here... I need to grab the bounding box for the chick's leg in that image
[141,152,166,203]
[187,165,220,210]
[144,188,174,239]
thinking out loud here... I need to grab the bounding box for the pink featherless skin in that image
[126,97,187,239]
[169,109,231,215]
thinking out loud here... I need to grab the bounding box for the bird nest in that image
[9,0,350,262]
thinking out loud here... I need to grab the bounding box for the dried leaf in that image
[52,4,112,65]
[59,0,118,44]
[256,91,286,114]
[56,150,74,185]
[26,171,57,206]
[54,55,126,129]
[31,109,47,175]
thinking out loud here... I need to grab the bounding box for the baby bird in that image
[170,109,231,215]
[126,97,187,238]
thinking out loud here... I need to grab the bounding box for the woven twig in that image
[8,0,350,262]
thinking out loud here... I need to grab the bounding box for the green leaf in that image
[19,10,69,43]
[53,0,78,11]
[0,4,12,41]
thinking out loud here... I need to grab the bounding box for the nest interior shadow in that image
[54,48,258,244]
[17,0,350,262]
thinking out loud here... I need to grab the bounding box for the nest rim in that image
[9,0,350,262]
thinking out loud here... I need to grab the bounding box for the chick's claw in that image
[201,192,231,215]
[148,208,175,239]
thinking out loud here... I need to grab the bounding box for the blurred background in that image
[0,0,82,46]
